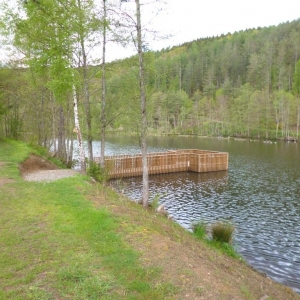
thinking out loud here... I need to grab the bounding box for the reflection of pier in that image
[95,149,228,179]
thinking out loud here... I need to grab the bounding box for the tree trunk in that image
[73,86,86,173]
[135,0,149,207]
[57,105,66,162]
[66,94,73,167]
[100,0,107,168]
[297,103,300,139]
[51,93,57,155]
[77,0,93,162]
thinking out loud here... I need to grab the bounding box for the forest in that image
[1,0,300,167]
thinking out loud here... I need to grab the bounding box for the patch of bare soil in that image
[20,154,77,182]
[90,187,300,300]
[19,154,59,174]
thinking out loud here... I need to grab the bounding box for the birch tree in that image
[7,0,89,172]
[135,0,149,206]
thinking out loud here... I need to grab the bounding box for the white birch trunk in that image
[73,86,86,173]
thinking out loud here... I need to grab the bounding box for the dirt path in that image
[0,155,78,184]
[20,154,78,182]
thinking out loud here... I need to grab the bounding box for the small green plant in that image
[87,161,108,183]
[150,194,161,211]
[211,221,234,244]
[192,221,207,239]
[195,286,205,295]
[206,240,240,258]
[57,264,90,282]
[240,286,254,300]
[192,221,239,258]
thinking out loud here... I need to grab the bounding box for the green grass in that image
[211,221,235,244]
[192,221,207,239]
[0,139,176,299]
[192,220,239,258]
[205,240,240,258]
[87,161,109,183]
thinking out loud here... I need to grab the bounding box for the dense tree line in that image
[105,19,300,140]
[0,0,155,204]
[1,14,300,164]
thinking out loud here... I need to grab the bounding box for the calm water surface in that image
[89,135,300,292]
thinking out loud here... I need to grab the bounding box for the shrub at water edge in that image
[87,162,109,183]
[211,221,234,244]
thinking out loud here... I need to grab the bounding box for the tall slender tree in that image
[120,0,163,206]
[135,0,149,206]
[100,0,107,168]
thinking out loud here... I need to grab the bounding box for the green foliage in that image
[28,142,48,156]
[192,221,207,239]
[3,12,300,143]
[293,59,300,96]
[211,221,235,244]
[87,161,108,182]
[206,240,239,258]
[0,138,31,164]
[192,220,238,258]
[150,194,161,211]
[101,20,300,139]
[46,59,75,101]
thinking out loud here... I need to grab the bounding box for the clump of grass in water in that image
[193,220,238,258]
[211,221,234,244]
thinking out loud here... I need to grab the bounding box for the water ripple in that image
[106,136,300,293]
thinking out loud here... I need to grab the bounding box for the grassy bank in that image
[0,139,176,299]
[0,138,299,299]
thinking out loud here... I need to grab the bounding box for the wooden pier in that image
[95,149,228,179]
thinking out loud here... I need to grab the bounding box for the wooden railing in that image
[94,149,228,179]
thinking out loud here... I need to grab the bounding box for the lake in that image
[80,135,300,293]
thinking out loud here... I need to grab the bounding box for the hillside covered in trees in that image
[1,11,300,164]
[106,19,300,139]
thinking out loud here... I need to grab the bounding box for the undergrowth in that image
[192,220,239,258]
[211,221,235,244]
[29,142,68,168]
[87,161,109,183]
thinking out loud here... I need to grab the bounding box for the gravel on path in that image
[23,169,78,182]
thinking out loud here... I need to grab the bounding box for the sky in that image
[1,0,300,63]
[106,0,300,62]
